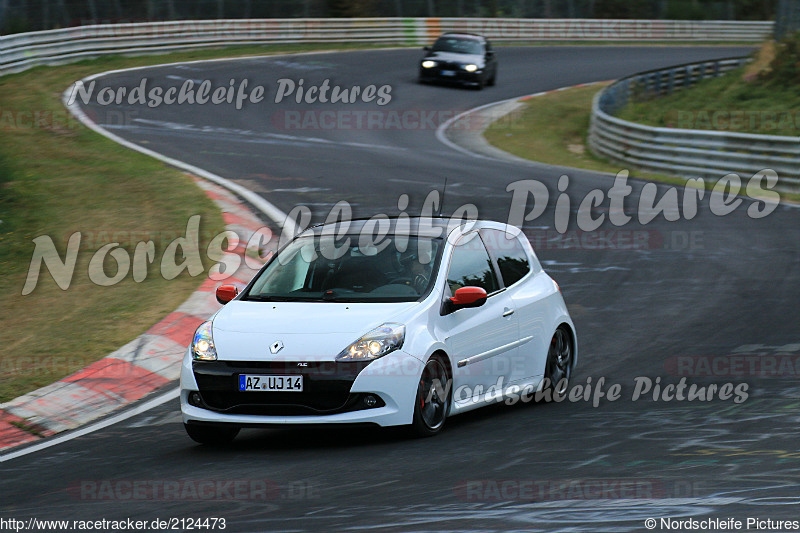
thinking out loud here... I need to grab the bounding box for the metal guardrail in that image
[0,18,774,75]
[589,58,800,188]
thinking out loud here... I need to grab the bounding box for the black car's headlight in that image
[464,64,479,72]
[336,323,405,362]
[422,60,437,69]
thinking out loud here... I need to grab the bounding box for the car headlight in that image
[191,321,217,361]
[336,323,405,362]
[464,64,478,72]
[421,60,436,68]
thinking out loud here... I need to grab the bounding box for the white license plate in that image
[440,70,456,76]
[239,374,303,392]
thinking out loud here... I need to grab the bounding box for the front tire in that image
[410,355,451,437]
[184,423,240,445]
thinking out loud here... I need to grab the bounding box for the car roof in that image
[299,217,520,239]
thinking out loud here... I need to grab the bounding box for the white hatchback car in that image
[181,217,577,443]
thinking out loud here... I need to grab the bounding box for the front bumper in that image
[419,65,483,85]
[180,348,424,427]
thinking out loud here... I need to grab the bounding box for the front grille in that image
[192,360,374,416]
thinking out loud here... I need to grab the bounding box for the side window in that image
[446,234,499,295]
[482,229,532,287]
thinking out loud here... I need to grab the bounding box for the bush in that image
[760,31,800,87]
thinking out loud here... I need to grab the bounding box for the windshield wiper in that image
[242,295,294,302]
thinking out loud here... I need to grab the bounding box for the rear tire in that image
[540,328,573,402]
[409,355,451,437]
[184,423,240,445]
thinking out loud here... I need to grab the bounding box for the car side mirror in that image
[423,45,431,52]
[486,50,495,58]
[442,286,488,315]
[216,284,239,305]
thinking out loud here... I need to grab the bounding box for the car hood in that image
[210,300,417,361]
[425,51,485,66]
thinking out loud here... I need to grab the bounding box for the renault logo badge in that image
[270,341,284,354]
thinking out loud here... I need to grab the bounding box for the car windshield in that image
[432,37,484,55]
[244,235,443,303]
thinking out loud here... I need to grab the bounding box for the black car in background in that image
[418,33,497,89]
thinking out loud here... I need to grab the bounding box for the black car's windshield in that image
[432,36,484,55]
[244,235,443,303]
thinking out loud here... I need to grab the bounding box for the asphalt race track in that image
[4,46,800,531]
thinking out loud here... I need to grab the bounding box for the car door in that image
[439,231,519,404]
[482,228,549,383]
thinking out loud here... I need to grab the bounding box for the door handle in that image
[502,308,515,317]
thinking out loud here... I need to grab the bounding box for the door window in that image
[482,229,532,287]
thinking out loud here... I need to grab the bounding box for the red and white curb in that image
[0,176,275,452]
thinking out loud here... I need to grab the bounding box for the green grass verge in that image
[485,83,619,173]
[616,65,800,137]
[0,42,406,403]
[616,40,800,137]
[483,83,800,202]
